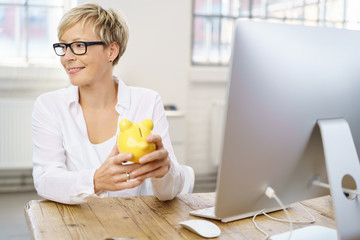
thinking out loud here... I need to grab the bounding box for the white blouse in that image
[32,77,184,204]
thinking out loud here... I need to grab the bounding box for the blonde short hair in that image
[57,3,129,65]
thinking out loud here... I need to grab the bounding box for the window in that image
[192,0,360,66]
[0,0,73,66]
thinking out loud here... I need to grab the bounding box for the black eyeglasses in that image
[53,41,105,56]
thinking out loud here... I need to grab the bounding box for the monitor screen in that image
[215,20,360,221]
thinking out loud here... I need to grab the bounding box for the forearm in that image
[151,160,185,201]
[33,166,99,204]
[150,96,185,200]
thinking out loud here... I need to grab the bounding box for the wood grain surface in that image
[24,193,336,240]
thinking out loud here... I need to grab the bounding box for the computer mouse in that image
[179,219,221,238]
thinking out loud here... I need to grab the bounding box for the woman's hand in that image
[130,134,171,181]
[93,144,143,193]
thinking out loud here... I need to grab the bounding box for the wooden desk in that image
[24,193,336,240]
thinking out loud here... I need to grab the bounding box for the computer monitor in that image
[213,20,360,238]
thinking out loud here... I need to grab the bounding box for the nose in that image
[62,46,76,60]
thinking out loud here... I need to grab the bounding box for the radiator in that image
[0,98,34,169]
[210,101,226,166]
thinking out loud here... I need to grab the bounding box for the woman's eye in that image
[75,43,85,48]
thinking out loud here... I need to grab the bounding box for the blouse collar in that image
[65,76,131,113]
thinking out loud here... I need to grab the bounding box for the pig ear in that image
[141,119,153,130]
[119,119,133,131]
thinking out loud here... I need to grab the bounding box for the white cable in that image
[262,202,315,224]
[272,193,293,240]
[312,180,360,196]
[265,187,293,240]
[252,209,269,240]
[252,186,318,240]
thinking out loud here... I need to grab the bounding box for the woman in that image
[32,3,185,204]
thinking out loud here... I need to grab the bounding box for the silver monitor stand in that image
[318,119,360,240]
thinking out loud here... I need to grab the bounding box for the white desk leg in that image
[318,119,360,240]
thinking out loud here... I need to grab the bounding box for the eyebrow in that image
[59,37,87,43]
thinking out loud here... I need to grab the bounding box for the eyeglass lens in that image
[54,42,87,56]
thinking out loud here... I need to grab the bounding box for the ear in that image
[119,119,132,131]
[108,41,120,61]
[141,119,153,130]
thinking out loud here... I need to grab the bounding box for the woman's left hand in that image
[130,134,170,180]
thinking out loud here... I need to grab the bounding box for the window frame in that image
[0,0,75,68]
[191,0,360,67]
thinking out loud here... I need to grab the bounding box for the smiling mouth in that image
[68,67,85,74]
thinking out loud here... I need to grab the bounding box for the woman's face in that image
[59,21,112,87]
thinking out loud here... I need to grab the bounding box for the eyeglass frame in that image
[52,41,105,56]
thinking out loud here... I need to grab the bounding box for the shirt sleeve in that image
[32,96,99,204]
[150,95,185,200]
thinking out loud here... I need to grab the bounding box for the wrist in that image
[93,169,102,193]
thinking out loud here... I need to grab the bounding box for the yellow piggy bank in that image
[117,119,156,163]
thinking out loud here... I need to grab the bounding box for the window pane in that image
[346,0,360,23]
[304,3,319,22]
[325,0,344,23]
[345,0,360,29]
[286,2,304,20]
[192,16,220,64]
[28,6,63,59]
[0,0,25,3]
[239,0,251,17]
[0,5,26,58]
[252,0,265,18]
[28,0,64,7]
[267,0,286,19]
[221,0,241,17]
[220,18,234,64]
[194,0,221,15]
[192,17,206,63]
